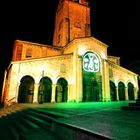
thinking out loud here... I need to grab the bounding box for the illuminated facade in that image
[2,0,139,104]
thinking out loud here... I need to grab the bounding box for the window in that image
[26,48,32,58]
[73,0,79,2]
[85,24,90,36]
[83,51,100,72]
[58,34,61,44]
[59,0,64,3]
[74,19,81,28]
[59,20,63,31]
[16,45,22,60]
[60,64,66,73]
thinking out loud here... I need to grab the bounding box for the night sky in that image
[0,0,139,92]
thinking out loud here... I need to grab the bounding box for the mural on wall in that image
[83,51,100,72]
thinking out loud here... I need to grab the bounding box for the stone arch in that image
[118,81,125,101]
[18,73,36,84]
[38,77,52,104]
[55,78,68,102]
[18,75,35,103]
[110,81,117,101]
[55,74,69,84]
[128,82,135,100]
[38,73,54,83]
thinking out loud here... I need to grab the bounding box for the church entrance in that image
[55,78,68,102]
[18,76,34,103]
[110,81,117,101]
[38,77,52,104]
[83,73,102,102]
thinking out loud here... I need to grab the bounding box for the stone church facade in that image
[2,0,139,104]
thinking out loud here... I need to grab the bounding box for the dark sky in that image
[0,0,139,91]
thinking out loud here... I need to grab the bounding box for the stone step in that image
[121,105,140,111]
[5,113,29,140]
[16,112,40,129]
[0,117,12,140]
[0,103,113,140]
[128,103,140,106]
[136,99,140,104]
[19,111,52,129]
[22,109,54,125]
[0,103,31,118]
[19,128,58,140]
[121,100,140,111]
[30,108,63,119]
[0,108,58,140]
[128,100,140,106]
[0,104,59,139]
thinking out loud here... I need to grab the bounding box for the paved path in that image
[1,101,140,139]
[32,101,140,140]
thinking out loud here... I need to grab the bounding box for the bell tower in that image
[53,0,91,47]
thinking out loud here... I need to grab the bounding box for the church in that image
[1,0,139,104]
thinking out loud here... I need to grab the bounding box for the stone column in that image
[116,87,119,101]
[76,57,83,102]
[134,87,138,100]
[51,84,56,102]
[134,75,139,100]
[98,81,102,101]
[67,84,72,102]
[15,83,20,102]
[125,87,129,100]
[102,59,110,101]
[33,83,39,103]
[72,53,77,101]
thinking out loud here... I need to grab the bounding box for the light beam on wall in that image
[78,47,86,56]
